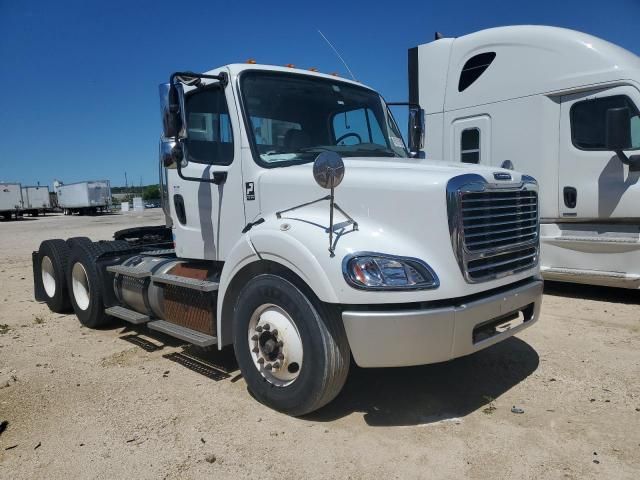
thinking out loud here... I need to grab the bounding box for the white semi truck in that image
[21,185,51,216]
[409,26,640,288]
[0,182,23,220]
[54,180,112,215]
[33,63,543,415]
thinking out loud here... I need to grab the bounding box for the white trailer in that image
[21,185,51,216]
[54,180,112,215]
[33,63,542,416]
[410,26,640,289]
[0,183,23,220]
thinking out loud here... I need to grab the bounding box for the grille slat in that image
[457,188,539,281]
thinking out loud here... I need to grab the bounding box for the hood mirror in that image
[276,152,357,257]
[313,151,345,189]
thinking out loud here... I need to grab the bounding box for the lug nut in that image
[271,329,278,336]
[277,340,284,347]
[263,323,270,331]
[277,353,284,360]
[273,361,281,369]
[257,357,265,364]
[252,347,259,353]
[251,334,259,341]
[264,363,273,371]
[256,325,263,333]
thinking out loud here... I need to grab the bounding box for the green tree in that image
[142,185,160,201]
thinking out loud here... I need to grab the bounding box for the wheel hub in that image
[248,304,303,386]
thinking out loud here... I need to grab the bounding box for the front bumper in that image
[342,278,543,367]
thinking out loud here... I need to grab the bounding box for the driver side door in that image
[169,75,246,260]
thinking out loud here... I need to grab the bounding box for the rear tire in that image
[66,241,128,328]
[232,274,350,416]
[37,239,72,313]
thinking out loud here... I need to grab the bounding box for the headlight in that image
[342,253,439,290]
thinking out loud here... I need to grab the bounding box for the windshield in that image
[240,71,408,166]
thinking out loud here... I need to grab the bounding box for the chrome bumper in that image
[342,279,543,368]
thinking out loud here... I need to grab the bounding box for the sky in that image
[1,0,639,187]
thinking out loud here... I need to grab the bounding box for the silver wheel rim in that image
[71,262,90,311]
[248,304,303,387]
[41,256,56,298]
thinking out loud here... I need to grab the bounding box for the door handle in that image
[212,172,227,185]
[563,186,577,209]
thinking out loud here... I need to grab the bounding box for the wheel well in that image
[220,259,334,346]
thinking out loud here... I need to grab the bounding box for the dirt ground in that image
[0,210,638,479]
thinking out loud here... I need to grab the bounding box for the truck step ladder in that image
[151,273,219,292]
[140,248,176,256]
[105,306,150,324]
[107,264,152,279]
[147,320,218,347]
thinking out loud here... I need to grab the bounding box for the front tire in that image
[232,274,350,416]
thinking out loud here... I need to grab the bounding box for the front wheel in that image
[232,274,350,416]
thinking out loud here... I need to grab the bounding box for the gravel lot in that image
[0,210,638,479]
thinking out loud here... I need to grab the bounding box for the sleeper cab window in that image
[461,128,480,164]
[458,52,496,92]
[571,95,640,150]
[185,86,234,165]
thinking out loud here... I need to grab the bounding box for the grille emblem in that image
[493,172,512,181]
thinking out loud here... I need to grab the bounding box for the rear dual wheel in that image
[37,240,72,313]
[233,274,350,416]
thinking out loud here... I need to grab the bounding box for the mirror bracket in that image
[615,150,640,171]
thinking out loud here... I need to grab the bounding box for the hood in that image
[257,156,526,217]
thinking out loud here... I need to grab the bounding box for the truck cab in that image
[34,63,543,415]
[410,26,640,288]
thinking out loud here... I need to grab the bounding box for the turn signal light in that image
[285,63,295,68]
[309,67,318,72]
[246,59,257,64]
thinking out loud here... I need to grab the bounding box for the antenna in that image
[317,30,357,81]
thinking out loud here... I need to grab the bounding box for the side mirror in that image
[159,140,185,170]
[408,107,425,156]
[159,83,186,139]
[606,107,632,151]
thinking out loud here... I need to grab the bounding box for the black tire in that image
[232,274,350,416]
[66,241,128,328]
[37,239,72,313]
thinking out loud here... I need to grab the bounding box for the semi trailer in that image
[33,63,543,415]
[409,26,640,288]
[54,179,112,215]
[21,185,51,216]
[0,182,23,220]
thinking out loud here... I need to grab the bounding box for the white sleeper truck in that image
[410,26,640,288]
[33,63,543,415]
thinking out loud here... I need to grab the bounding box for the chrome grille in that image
[447,174,539,283]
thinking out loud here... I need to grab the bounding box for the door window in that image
[185,86,234,165]
[461,128,480,163]
[570,95,640,151]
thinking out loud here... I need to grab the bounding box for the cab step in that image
[106,264,152,279]
[147,320,218,347]
[140,248,176,256]
[105,306,150,324]
[151,273,219,292]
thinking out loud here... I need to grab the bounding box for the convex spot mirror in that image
[606,107,632,151]
[313,151,345,189]
[159,83,187,140]
[159,140,185,170]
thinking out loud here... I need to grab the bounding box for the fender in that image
[216,234,260,341]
